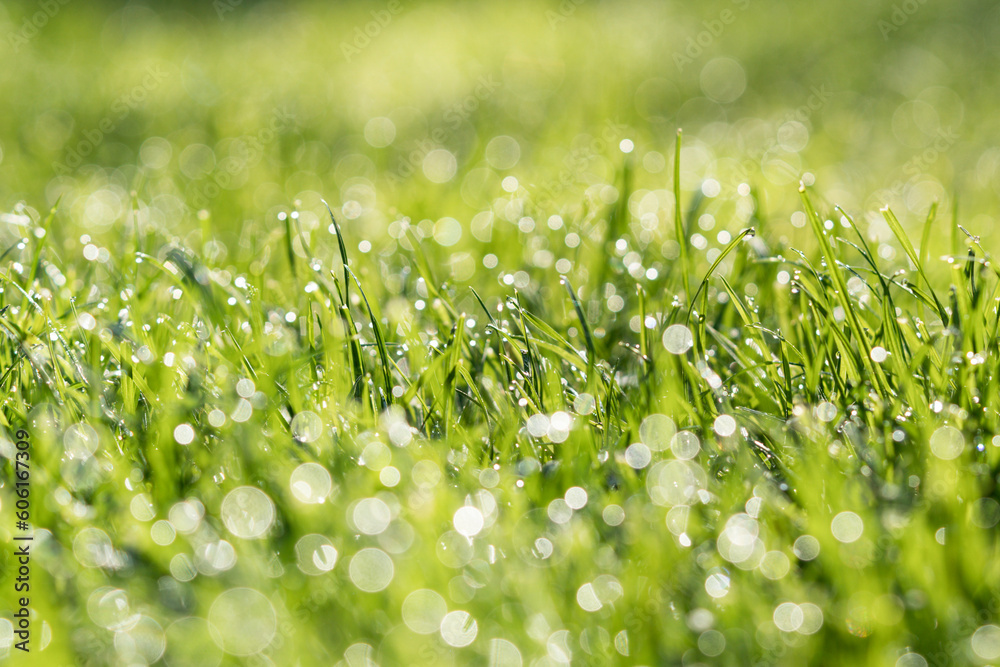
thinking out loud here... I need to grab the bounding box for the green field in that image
[2,1,1000,665]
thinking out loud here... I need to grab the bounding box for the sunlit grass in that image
[3,134,1000,664]
[2,1,1000,665]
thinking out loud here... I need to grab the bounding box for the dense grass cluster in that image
[4,141,1000,665]
[3,1,1000,665]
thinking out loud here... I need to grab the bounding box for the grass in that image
[2,1,1000,665]
[4,140,1000,666]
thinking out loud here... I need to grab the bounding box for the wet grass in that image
[2,1,1000,665]
[3,134,1000,665]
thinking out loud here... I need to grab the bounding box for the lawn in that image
[2,0,1000,665]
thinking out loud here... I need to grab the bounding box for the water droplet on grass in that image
[705,573,730,599]
[402,589,448,635]
[577,583,603,612]
[713,415,737,437]
[440,610,477,647]
[672,431,701,460]
[972,625,1000,660]
[639,414,675,451]
[349,548,394,592]
[603,505,625,526]
[290,462,333,503]
[793,535,820,560]
[295,534,338,575]
[173,423,195,445]
[564,487,587,510]
[221,487,275,539]
[290,411,323,443]
[831,511,864,543]
[773,602,803,632]
[929,425,964,460]
[662,324,693,354]
[354,497,392,535]
[88,587,139,631]
[454,506,485,537]
[624,443,652,469]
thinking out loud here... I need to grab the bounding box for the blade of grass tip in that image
[777,336,794,415]
[562,277,596,387]
[519,308,581,360]
[562,277,595,359]
[322,200,350,302]
[165,247,224,330]
[130,191,144,284]
[26,195,59,289]
[480,325,544,411]
[803,185,891,399]
[348,267,393,407]
[224,328,259,381]
[471,287,514,387]
[280,209,319,379]
[965,247,977,302]
[637,284,649,362]
[455,363,492,433]
[673,129,692,302]
[837,206,911,367]
[403,225,458,320]
[469,287,495,325]
[68,298,98,396]
[0,348,26,395]
[685,227,756,327]
[919,201,938,274]
[952,252,975,351]
[988,276,1000,344]
[322,200,365,397]
[332,278,366,391]
[281,209,323,381]
[837,206,892,295]
[443,316,467,438]
[512,291,544,410]
[601,373,614,451]
[881,205,948,323]
[2,272,82,389]
[280,211,298,282]
[719,275,789,417]
[0,240,23,266]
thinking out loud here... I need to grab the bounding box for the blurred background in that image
[2,0,999,254]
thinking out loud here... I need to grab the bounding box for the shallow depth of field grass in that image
[3,1,1000,665]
